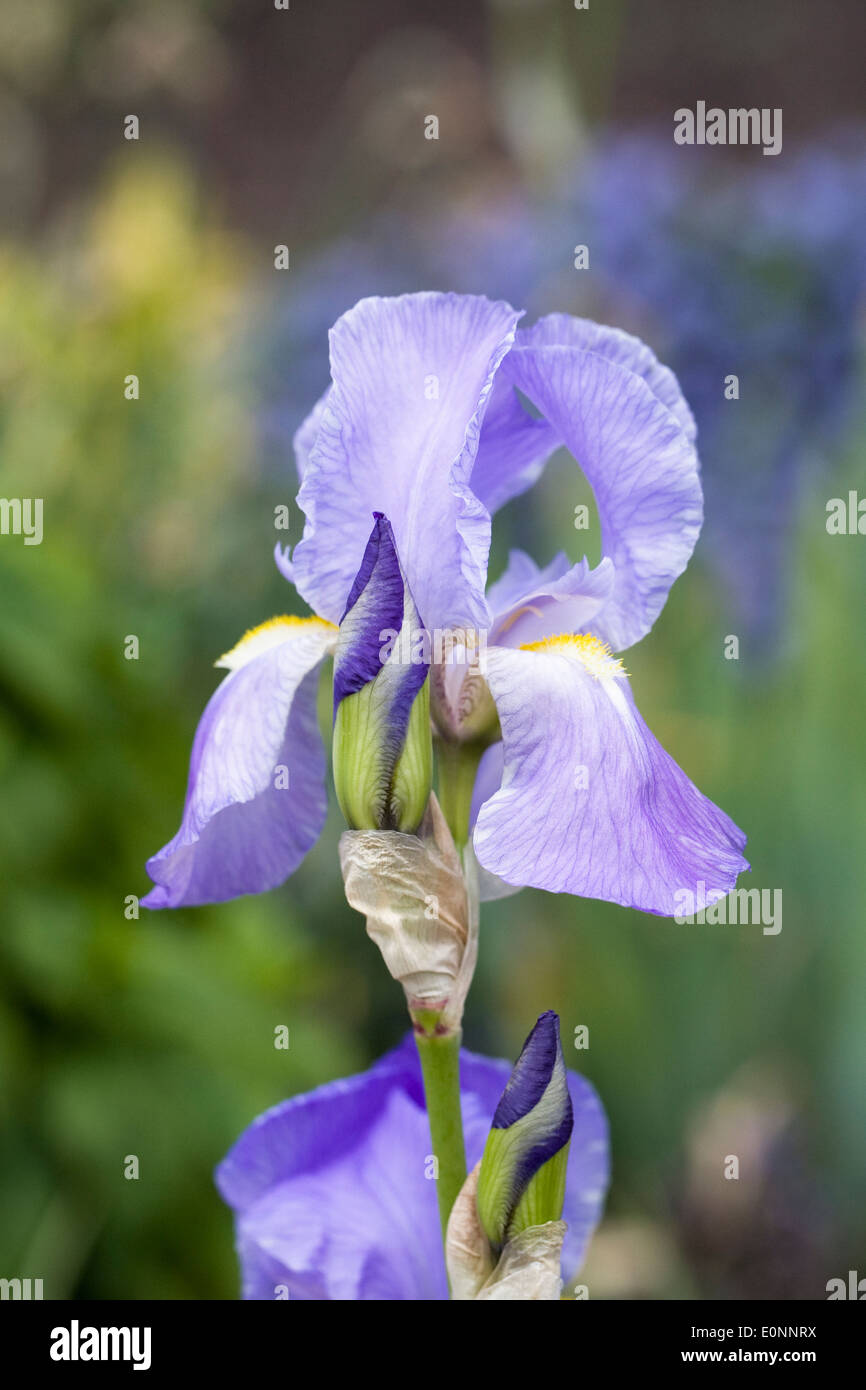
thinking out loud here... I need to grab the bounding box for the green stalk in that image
[413,1021,467,1246]
[436,738,486,850]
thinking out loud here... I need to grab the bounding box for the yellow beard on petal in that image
[216,615,337,670]
[520,633,627,682]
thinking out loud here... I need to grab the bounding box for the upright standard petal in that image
[287,293,522,633]
[501,341,702,651]
[143,616,336,908]
[469,369,559,514]
[216,1035,608,1300]
[518,313,697,441]
[474,641,749,915]
[273,390,334,589]
[293,389,330,483]
[469,313,696,517]
[488,548,616,650]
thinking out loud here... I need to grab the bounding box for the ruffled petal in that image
[518,313,697,441]
[474,641,749,914]
[216,1044,414,1214]
[273,393,332,588]
[501,340,702,650]
[469,313,696,519]
[488,548,616,649]
[287,293,522,633]
[293,389,330,482]
[486,549,566,617]
[143,617,336,908]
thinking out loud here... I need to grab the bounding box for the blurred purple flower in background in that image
[581,131,866,650]
[216,1034,608,1300]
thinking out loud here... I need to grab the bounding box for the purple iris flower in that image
[215,1033,608,1300]
[144,292,748,915]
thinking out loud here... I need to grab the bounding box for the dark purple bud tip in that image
[492,1010,565,1130]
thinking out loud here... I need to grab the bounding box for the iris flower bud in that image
[476,1011,573,1254]
[333,513,432,834]
[430,631,499,744]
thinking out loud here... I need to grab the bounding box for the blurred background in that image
[1,0,864,1300]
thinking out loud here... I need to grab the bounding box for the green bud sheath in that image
[389,679,433,832]
[332,513,432,833]
[506,1144,570,1240]
[333,676,432,832]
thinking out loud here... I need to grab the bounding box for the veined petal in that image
[467,744,522,904]
[488,548,616,649]
[501,342,702,651]
[474,641,749,914]
[469,313,696,518]
[293,388,331,482]
[518,313,697,441]
[469,370,560,514]
[143,616,336,908]
[233,1087,445,1300]
[287,293,523,633]
[470,741,504,835]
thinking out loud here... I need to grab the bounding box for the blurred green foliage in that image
[0,158,379,1297]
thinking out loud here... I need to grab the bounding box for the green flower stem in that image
[436,738,486,850]
[413,1020,467,1248]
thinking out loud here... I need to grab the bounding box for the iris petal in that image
[488,548,616,649]
[469,370,559,514]
[474,641,749,913]
[518,313,697,441]
[287,292,522,633]
[470,312,696,518]
[502,339,702,651]
[143,616,335,908]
